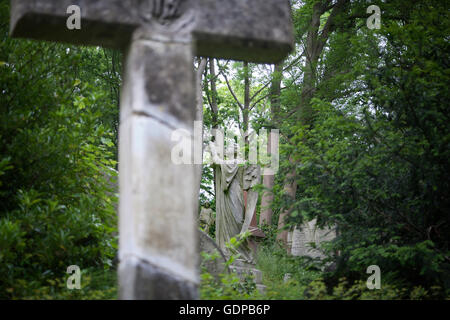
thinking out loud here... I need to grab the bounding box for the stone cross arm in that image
[10,0,294,63]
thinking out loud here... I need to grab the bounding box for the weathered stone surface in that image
[118,34,201,299]
[194,0,294,62]
[199,207,214,233]
[119,110,199,296]
[199,230,228,278]
[229,266,262,284]
[11,0,294,63]
[283,273,292,283]
[241,165,260,234]
[229,259,266,294]
[119,256,198,299]
[120,35,196,128]
[255,284,266,294]
[291,219,336,259]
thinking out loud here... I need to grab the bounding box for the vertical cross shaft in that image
[118,29,198,299]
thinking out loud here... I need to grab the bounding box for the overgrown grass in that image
[255,243,321,299]
[17,267,117,300]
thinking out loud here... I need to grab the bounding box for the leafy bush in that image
[274,0,450,298]
[200,233,262,300]
[18,268,117,300]
[0,2,119,298]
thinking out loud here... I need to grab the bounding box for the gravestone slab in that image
[230,258,266,294]
[291,219,336,259]
[199,230,228,279]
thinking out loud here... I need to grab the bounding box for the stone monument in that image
[290,218,336,260]
[198,229,228,279]
[209,142,253,262]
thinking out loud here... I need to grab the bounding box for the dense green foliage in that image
[200,232,442,300]
[201,0,449,299]
[272,0,450,297]
[0,1,120,298]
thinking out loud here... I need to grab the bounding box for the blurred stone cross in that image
[10,0,293,299]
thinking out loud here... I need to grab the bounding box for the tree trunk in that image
[207,58,220,200]
[276,156,297,249]
[243,61,250,145]
[259,131,275,225]
[260,62,283,226]
[276,0,347,251]
[196,58,208,125]
[208,58,219,130]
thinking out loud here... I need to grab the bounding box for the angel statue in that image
[208,141,260,263]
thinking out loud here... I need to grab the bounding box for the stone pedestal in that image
[230,259,266,294]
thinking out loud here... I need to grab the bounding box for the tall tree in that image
[260,62,283,226]
[277,0,349,247]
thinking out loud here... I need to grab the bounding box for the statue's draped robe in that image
[242,165,260,233]
[215,162,253,262]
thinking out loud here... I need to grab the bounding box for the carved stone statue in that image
[209,142,258,263]
[242,164,261,235]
